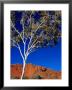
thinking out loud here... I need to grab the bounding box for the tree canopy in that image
[11,11,61,79]
[11,11,61,55]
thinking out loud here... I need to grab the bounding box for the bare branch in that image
[27,46,37,56]
[17,43,24,60]
[24,39,26,56]
[28,20,45,47]
[26,40,39,56]
[27,12,34,52]
[11,38,18,48]
[20,12,25,31]
[30,11,32,27]
[35,21,45,33]
[11,20,25,44]
[26,19,46,57]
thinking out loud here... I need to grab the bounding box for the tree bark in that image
[21,59,26,79]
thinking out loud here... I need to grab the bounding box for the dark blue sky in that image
[11,38,61,71]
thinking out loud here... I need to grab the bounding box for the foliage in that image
[11,11,61,49]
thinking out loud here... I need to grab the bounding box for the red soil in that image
[11,63,61,79]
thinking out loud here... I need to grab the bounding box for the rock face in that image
[11,63,61,79]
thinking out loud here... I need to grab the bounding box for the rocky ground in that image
[11,63,61,79]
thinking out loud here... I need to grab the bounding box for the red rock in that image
[11,63,61,79]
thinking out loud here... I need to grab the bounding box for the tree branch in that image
[17,43,24,61]
[35,21,45,33]
[27,11,34,53]
[11,38,18,48]
[20,12,25,31]
[30,11,32,27]
[26,40,39,56]
[11,21,25,45]
[26,20,45,56]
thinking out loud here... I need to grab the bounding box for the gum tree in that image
[11,11,61,79]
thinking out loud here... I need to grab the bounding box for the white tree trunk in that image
[21,59,26,79]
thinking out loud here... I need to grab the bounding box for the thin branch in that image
[26,19,46,56]
[21,13,25,57]
[20,12,25,31]
[30,11,32,27]
[35,21,45,33]
[11,21,25,44]
[27,34,33,50]
[24,39,26,57]
[28,20,45,48]
[26,40,39,56]
[27,45,37,56]
[26,38,37,54]
[17,43,24,61]
[27,11,33,51]
[28,38,38,49]
[11,39,18,48]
